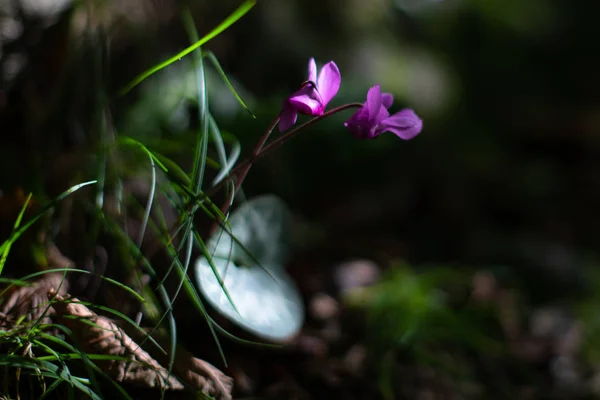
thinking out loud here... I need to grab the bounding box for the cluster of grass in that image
[0,2,265,398]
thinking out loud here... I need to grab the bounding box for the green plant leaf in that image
[195,195,304,341]
[120,0,256,95]
[204,50,255,117]
[0,192,31,276]
[0,181,97,260]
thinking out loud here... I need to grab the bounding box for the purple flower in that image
[344,85,422,140]
[279,58,341,132]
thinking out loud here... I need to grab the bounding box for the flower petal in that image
[279,103,298,132]
[344,105,373,139]
[381,93,394,108]
[378,108,423,140]
[316,61,341,107]
[366,85,382,121]
[308,58,317,84]
[289,91,323,115]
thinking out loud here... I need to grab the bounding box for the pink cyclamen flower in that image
[279,58,341,132]
[344,85,422,140]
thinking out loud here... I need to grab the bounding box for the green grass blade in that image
[38,328,135,400]
[120,0,256,95]
[183,9,210,195]
[193,229,238,315]
[207,315,279,348]
[0,181,97,256]
[73,302,166,355]
[0,268,145,304]
[208,115,229,185]
[204,50,255,117]
[97,215,178,382]
[210,118,241,187]
[117,136,168,172]
[151,152,192,187]
[0,356,103,400]
[179,271,227,366]
[0,192,32,276]
[135,144,157,249]
[38,376,64,399]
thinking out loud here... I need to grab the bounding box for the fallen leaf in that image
[50,293,233,399]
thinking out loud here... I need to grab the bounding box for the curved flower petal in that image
[375,104,390,124]
[378,108,423,140]
[366,85,382,120]
[289,93,323,115]
[279,103,298,132]
[316,61,341,106]
[344,105,373,139]
[381,93,394,108]
[308,58,317,84]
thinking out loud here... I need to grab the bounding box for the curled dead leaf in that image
[0,272,68,326]
[50,292,233,399]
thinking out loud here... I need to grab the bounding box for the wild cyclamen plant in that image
[197,57,424,342]
[211,57,424,202]
[278,58,422,139]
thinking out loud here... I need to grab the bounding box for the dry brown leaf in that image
[0,272,68,326]
[50,293,233,399]
[120,320,234,398]
[172,346,234,398]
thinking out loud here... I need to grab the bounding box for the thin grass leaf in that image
[117,137,168,172]
[136,144,157,249]
[193,230,239,314]
[204,50,255,117]
[60,315,120,336]
[0,268,145,304]
[98,276,147,304]
[0,192,31,276]
[210,118,241,187]
[183,9,210,195]
[38,376,63,399]
[0,181,97,256]
[36,354,130,363]
[180,194,273,282]
[37,331,133,400]
[132,211,227,367]
[208,115,230,184]
[83,303,167,355]
[40,330,102,398]
[29,271,70,332]
[178,271,227,366]
[207,315,280,348]
[153,212,238,321]
[31,337,73,391]
[0,356,103,400]
[0,277,29,286]
[120,0,256,95]
[155,283,177,388]
[98,216,179,384]
[96,137,106,210]
[31,339,66,364]
[152,153,192,187]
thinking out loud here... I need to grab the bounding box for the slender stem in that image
[210,116,279,234]
[255,102,362,164]
[151,102,364,252]
[207,102,362,198]
[232,116,280,195]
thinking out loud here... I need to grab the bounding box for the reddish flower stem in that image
[207,102,362,200]
[214,116,279,226]
[202,102,363,235]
